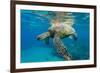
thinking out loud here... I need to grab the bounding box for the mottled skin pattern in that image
[37,23,77,60]
[37,12,77,60]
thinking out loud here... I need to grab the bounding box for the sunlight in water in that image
[21,10,90,63]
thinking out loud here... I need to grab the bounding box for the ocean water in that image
[21,10,90,63]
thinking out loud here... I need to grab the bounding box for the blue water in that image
[21,10,90,63]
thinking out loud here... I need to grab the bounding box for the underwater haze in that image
[21,10,90,63]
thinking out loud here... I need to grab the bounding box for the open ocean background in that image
[21,10,90,63]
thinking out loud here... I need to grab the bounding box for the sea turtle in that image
[37,12,77,60]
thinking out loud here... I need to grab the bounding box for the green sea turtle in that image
[37,12,77,60]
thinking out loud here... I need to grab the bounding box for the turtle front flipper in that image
[53,33,72,60]
[37,32,50,40]
[44,37,49,45]
[69,33,78,41]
